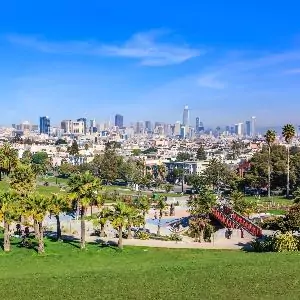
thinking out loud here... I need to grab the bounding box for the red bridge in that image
[211,205,262,237]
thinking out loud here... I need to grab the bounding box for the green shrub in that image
[203,224,214,242]
[168,233,182,242]
[136,231,150,240]
[273,232,298,252]
[251,236,275,252]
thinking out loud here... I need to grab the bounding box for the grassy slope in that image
[0,240,299,300]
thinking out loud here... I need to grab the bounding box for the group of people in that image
[225,227,244,239]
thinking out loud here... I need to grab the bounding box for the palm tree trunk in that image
[3,221,10,252]
[38,222,44,254]
[80,206,86,250]
[100,224,106,237]
[143,211,146,229]
[127,224,133,239]
[55,215,62,241]
[157,216,161,236]
[34,219,40,239]
[287,145,290,198]
[118,226,123,249]
[268,146,271,198]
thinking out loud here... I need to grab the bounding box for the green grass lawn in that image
[0,239,299,300]
[245,196,293,206]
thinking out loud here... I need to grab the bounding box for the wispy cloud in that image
[6,31,203,66]
[197,74,226,89]
[284,68,300,74]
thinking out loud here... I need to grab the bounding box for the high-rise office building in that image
[145,121,152,132]
[77,117,87,134]
[182,105,189,127]
[245,121,251,136]
[196,117,200,133]
[199,122,204,132]
[251,116,256,137]
[115,114,124,128]
[174,121,181,136]
[39,116,50,134]
[180,125,186,139]
[235,123,244,136]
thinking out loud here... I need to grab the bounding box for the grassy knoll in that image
[0,240,299,300]
[245,196,293,206]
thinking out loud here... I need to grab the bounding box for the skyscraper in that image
[182,105,189,127]
[245,121,251,136]
[251,116,256,137]
[77,117,87,134]
[235,123,244,136]
[39,116,50,134]
[115,114,124,128]
[196,117,200,133]
[145,121,152,132]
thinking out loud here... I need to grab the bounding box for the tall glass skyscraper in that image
[115,114,124,128]
[182,105,189,126]
[196,117,200,133]
[39,116,50,134]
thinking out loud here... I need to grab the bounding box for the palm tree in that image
[98,207,111,237]
[134,195,151,229]
[282,124,296,198]
[264,130,276,198]
[26,193,51,254]
[49,193,71,241]
[0,143,18,180]
[156,197,167,236]
[68,171,102,249]
[0,191,19,252]
[109,201,132,249]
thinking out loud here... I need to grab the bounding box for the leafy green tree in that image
[164,183,173,193]
[196,146,207,161]
[230,191,257,217]
[93,148,123,183]
[109,201,132,249]
[55,138,67,145]
[134,195,151,229]
[293,187,300,204]
[282,124,296,197]
[68,171,102,249]
[25,193,51,254]
[203,158,232,190]
[10,163,36,197]
[0,143,18,180]
[187,188,216,216]
[156,197,167,236]
[285,203,300,232]
[176,152,192,161]
[58,162,77,178]
[264,130,276,198]
[132,149,142,156]
[0,191,19,252]
[21,150,33,165]
[68,140,79,156]
[97,207,112,237]
[31,151,50,175]
[49,193,71,241]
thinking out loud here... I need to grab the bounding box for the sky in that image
[1,1,300,128]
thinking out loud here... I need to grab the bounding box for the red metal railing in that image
[211,205,262,237]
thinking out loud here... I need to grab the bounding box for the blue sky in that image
[1,1,300,128]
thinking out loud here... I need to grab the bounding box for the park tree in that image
[0,191,19,252]
[133,195,151,229]
[285,203,300,232]
[10,163,36,197]
[21,150,33,165]
[93,145,123,183]
[68,171,102,249]
[176,152,192,161]
[49,193,71,241]
[230,191,257,217]
[109,201,132,249]
[282,124,296,197]
[0,143,18,180]
[25,193,51,254]
[203,158,232,190]
[156,196,167,236]
[264,130,276,198]
[31,151,50,175]
[196,146,207,161]
[68,140,79,156]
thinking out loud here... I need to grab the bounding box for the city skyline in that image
[1,2,300,126]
